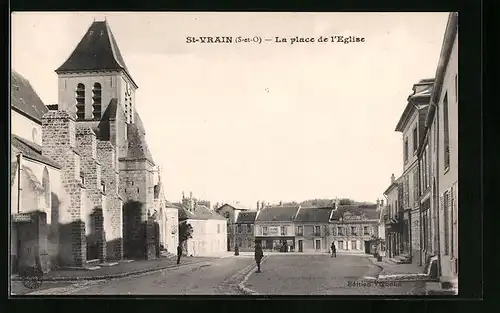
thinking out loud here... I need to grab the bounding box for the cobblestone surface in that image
[243,254,426,295]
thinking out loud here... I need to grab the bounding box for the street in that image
[16,254,425,295]
[243,254,426,295]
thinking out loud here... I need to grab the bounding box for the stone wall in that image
[76,125,106,261]
[42,111,87,266]
[96,140,123,260]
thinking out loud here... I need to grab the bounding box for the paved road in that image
[28,256,255,295]
[243,254,426,295]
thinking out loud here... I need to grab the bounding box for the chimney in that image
[376,199,380,206]
[380,199,384,207]
[257,201,260,211]
[391,173,395,183]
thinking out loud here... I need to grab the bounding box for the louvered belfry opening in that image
[75,83,85,120]
[92,82,102,120]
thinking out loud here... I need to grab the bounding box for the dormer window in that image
[92,82,102,120]
[75,83,85,121]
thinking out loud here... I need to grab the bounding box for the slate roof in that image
[177,204,226,221]
[123,112,154,163]
[255,206,300,222]
[11,71,49,124]
[55,21,137,88]
[11,135,62,169]
[236,211,257,224]
[330,204,380,221]
[294,207,333,223]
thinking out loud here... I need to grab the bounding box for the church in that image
[10,20,169,272]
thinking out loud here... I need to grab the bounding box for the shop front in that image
[254,236,295,252]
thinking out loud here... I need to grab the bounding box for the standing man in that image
[331,242,337,258]
[255,241,264,273]
[177,243,183,265]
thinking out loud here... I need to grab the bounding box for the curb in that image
[237,255,269,295]
[11,260,207,282]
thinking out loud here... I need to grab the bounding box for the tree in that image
[178,221,193,244]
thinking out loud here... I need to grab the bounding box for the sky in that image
[11,12,449,208]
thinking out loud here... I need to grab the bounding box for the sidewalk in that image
[367,257,432,281]
[11,256,213,282]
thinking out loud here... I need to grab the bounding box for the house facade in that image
[425,13,458,289]
[395,77,434,264]
[254,205,299,251]
[234,211,257,252]
[294,206,333,253]
[216,202,253,251]
[177,194,227,257]
[329,203,382,253]
[383,174,403,258]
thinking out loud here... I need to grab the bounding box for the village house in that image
[383,174,403,258]
[233,211,258,252]
[395,77,434,264]
[10,20,163,273]
[176,193,227,257]
[293,206,333,253]
[329,202,383,254]
[254,205,299,252]
[424,12,458,290]
[216,202,254,251]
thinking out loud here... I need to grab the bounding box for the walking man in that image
[177,243,183,265]
[331,242,337,258]
[255,241,264,273]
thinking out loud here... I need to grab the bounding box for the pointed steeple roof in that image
[55,20,138,88]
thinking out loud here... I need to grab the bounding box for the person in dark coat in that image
[331,242,337,258]
[177,244,183,265]
[255,242,264,273]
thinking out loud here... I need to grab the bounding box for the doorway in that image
[298,240,303,252]
[364,241,370,254]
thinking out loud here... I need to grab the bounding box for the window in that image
[75,83,85,120]
[443,93,451,170]
[217,224,221,234]
[42,167,50,209]
[246,224,251,233]
[314,226,321,236]
[338,240,344,250]
[351,226,356,236]
[32,128,38,143]
[248,239,253,248]
[404,138,409,163]
[297,226,303,236]
[92,83,102,120]
[413,126,418,153]
[443,191,450,255]
[351,240,357,250]
[280,226,287,236]
[337,227,344,236]
[237,224,241,233]
[262,226,268,236]
[315,239,321,250]
[100,181,106,193]
[413,169,419,205]
[80,173,85,185]
[454,74,458,103]
[363,226,369,235]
